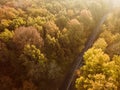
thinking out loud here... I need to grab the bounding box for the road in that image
[59,13,109,90]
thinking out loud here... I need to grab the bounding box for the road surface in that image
[59,13,109,90]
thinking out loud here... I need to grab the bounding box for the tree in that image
[67,9,74,18]
[0,0,13,5]
[21,80,37,90]
[13,26,43,50]
[67,19,81,30]
[80,9,93,23]
[0,76,14,90]
[67,19,85,54]
[78,9,94,31]
[100,30,119,45]
[75,48,118,90]
[0,41,9,62]
[112,55,120,89]
[10,17,26,29]
[107,41,120,57]
[0,6,19,20]
[46,60,63,89]
[27,7,50,17]
[105,9,120,33]
[88,0,110,22]
[55,15,68,30]
[93,38,108,51]
[19,44,46,81]
[44,21,59,37]
[0,19,12,31]
[45,1,62,14]
[0,29,14,43]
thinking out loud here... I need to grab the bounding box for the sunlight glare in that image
[111,0,120,8]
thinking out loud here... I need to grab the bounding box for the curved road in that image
[59,13,110,90]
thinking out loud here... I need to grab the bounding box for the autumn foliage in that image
[0,0,120,90]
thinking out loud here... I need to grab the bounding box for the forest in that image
[0,0,120,90]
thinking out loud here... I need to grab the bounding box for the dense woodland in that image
[0,0,120,90]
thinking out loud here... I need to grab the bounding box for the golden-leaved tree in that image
[75,48,119,90]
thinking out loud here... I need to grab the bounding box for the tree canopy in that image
[0,0,120,90]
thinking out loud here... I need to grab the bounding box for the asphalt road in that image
[59,13,109,90]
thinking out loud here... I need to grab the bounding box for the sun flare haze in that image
[111,0,120,7]
[0,0,120,90]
